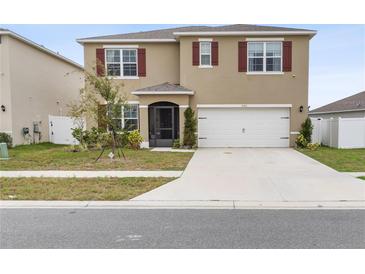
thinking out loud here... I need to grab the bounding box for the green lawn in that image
[0,143,193,171]
[297,147,365,172]
[0,177,173,200]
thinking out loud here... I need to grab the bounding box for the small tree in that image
[68,69,128,160]
[183,107,197,148]
[68,89,92,148]
[300,117,313,144]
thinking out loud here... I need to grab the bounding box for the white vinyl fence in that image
[49,115,85,145]
[311,117,365,148]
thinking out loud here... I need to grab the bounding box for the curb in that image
[1,200,365,209]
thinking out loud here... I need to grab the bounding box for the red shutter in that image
[96,48,105,76]
[283,41,292,72]
[238,41,247,72]
[192,42,200,66]
[138,48,146,77]
[211,41,219,66]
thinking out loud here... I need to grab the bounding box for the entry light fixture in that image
[299,105,304,112]
[1,105,5,112]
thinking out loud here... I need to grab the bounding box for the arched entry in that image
[148,102,179,147]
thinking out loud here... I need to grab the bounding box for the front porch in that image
[148,102,180,147]
[131,82,194,148]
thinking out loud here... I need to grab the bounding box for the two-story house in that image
[77,24,316,148]
[1,28,84,146]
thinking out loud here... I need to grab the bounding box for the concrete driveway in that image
[133,148,365,201]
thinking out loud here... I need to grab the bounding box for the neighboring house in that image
[309,91,365,119]
[310,91,365,149]
[77,24,316,148]
[0,29,84,146]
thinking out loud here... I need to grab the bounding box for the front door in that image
[149,106,176,147]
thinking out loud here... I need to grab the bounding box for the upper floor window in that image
[106,49,137,77]
[248,42,282,73]
[200,41,211,66]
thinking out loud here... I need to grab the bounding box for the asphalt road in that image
[1,209,364,248]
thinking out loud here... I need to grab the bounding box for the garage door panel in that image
[198,107,290,148]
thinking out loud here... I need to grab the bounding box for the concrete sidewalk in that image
[1,200,364,209]
[0,170,182,178]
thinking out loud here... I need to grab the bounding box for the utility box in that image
[0,143,9,160]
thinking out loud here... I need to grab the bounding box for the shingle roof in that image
[310,91,365,113]
[78,24,315,41]
[135,82,192,92]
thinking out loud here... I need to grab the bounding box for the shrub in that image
[71,128,87,144]
[295,134,308,148]
[87,127,108,148]
[127,130,143,149]
[0,132,13,148]
[300,117,313,144]
[72,127,110,149]
[307,143,320,151]
[116,130,130,148]
[172,139,181,149]
[183,107,197,148]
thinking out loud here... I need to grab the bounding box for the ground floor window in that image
[111,104,139,131]
[123,104,139,130]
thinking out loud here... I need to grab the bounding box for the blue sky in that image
[1,24,364,109]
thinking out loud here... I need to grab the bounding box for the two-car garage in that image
[197,105,291,148]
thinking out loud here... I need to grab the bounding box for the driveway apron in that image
[133,148,365,201]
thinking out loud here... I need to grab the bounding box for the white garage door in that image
[198,107,290,147]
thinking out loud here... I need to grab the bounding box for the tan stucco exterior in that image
[180,36,310,146]
[84,42,180,102]
[82,34,311,147]
[0,34,84,145]
[0,35,13,136]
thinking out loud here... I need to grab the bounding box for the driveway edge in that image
[1,200,364,209]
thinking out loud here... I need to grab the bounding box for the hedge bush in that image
[0,132,12,148]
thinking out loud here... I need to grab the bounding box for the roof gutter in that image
[132,91,194,95]
[76,38,177,44]
[173,30,317,38]
[309,108,365,115]
[0,30,83,70]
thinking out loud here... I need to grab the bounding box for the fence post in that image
[337,117,341,148]
[319,118,322,144]
[329,118,333,147]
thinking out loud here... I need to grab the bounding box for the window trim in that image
[122,104,139,131]
[247,41,283,74]
[105,48,139,79]
[199,41,212,68]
